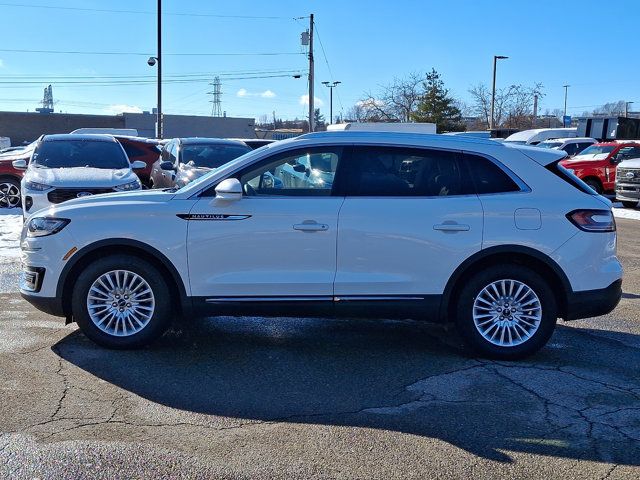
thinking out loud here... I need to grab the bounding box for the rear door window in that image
[340,146,473,197]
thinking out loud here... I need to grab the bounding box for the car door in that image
[186,146,344,299]
[334,145,483,301]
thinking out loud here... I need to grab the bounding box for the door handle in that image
[293,222,329,232]
[433,223,470,232]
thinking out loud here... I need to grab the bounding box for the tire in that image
[621,201,638,209]
[455,265,557,360]
[0,177,21,208]
[71,254,172,349]
[584,178,602,194]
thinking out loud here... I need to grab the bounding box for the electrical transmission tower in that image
[209,76,222,117]
[36,84,55,113]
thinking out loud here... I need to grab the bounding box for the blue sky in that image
[0,0,639,121]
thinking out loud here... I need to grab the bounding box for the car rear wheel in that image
[72,254,172,348]
[0,178,21,208]
[455,265,557,359]
[621,201,637,209]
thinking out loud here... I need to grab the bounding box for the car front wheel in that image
[0,178,21,208]
[71,254,172,349]
[455,265,557,360]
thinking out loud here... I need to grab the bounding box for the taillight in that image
[566,209,616,232]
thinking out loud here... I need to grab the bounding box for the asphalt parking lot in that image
[0,217,639,479]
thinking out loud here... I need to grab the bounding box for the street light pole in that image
[563,84,570,127]
[321,81,341,124]
[490,55,508,130]
[625,101,634,117]
[157,0,162,139]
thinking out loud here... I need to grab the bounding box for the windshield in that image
[537,142,562,149]
[180,144,251,169]
[576,145,615,157]
[32,140,129,169]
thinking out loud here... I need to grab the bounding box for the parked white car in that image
[19,131,622,359]
[535,137,596,157]
[13,134,145,217]
[504,128,577,145]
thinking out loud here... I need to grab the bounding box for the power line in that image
[313,22,343,115]
[0,2,296,19]
[0,69,307,81]
[0,48,304,57]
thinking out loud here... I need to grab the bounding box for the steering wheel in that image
[244,182,256,196]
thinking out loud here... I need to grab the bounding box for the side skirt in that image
[190,295,444,322]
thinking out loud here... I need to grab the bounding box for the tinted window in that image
[181,144,251,169]
[576,143,593,155]
[240,148,341,196]
[463,153,521,194]
[562,143,578,156]
[342,146,472,197]
[32,140,129,169]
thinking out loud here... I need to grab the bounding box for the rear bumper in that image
[565,279,622,320]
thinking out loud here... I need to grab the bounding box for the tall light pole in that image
[147,0,162,138]
[625,101,634,117]
[321,81,341,124]
[563,84,570,126]
[308,13,314,133]
[490,55,508,130]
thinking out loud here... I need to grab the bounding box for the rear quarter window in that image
[463,153,522,194]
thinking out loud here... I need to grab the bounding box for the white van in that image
[504,128,577,145]
[327,122,437,134]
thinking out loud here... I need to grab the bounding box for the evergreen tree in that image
[412,69,464,132]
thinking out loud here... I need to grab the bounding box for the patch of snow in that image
[0,209,22,258]
[613,207,640,221]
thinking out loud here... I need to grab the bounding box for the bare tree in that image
[469,82,544,129]
[351,72,425,122]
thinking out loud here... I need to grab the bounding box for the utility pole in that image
[157,0,162,138]
[209,76,222,117]
[308,13,314,133]
[322,81,341,124]
[563,84,570,127]
[490,55,508,130]
[532,94,538,128]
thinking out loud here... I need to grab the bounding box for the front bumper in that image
[615,183,640,201]
[565,279,622,320]
[20,291,66,317]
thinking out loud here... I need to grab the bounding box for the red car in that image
[560,141,640,194]
[114,136,162,188]
[0,144,35,208]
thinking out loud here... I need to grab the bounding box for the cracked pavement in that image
[0,219,639,479]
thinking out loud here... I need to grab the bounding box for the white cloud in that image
[237,88,277,99]
[105,104,143,114]
[299,95,324,107]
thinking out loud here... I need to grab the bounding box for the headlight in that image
[27,217,70,237]
[25,181,52,191]
[114,179,141,191]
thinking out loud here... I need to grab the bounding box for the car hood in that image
[568,153,609,162]
[49,189,176,211]
[26,167,137,188]
[618,158,640,169]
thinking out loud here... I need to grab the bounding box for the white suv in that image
[13,134,145,217]
[19,132,623,359]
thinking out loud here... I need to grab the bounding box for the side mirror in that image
[12,159,27,170]
[160,161,175,171]
[131,160,146,170]
[215,178,242,201]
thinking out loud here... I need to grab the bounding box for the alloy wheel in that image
[0,182,20,208]
[86,269,155,337]
[472,279,542,347]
